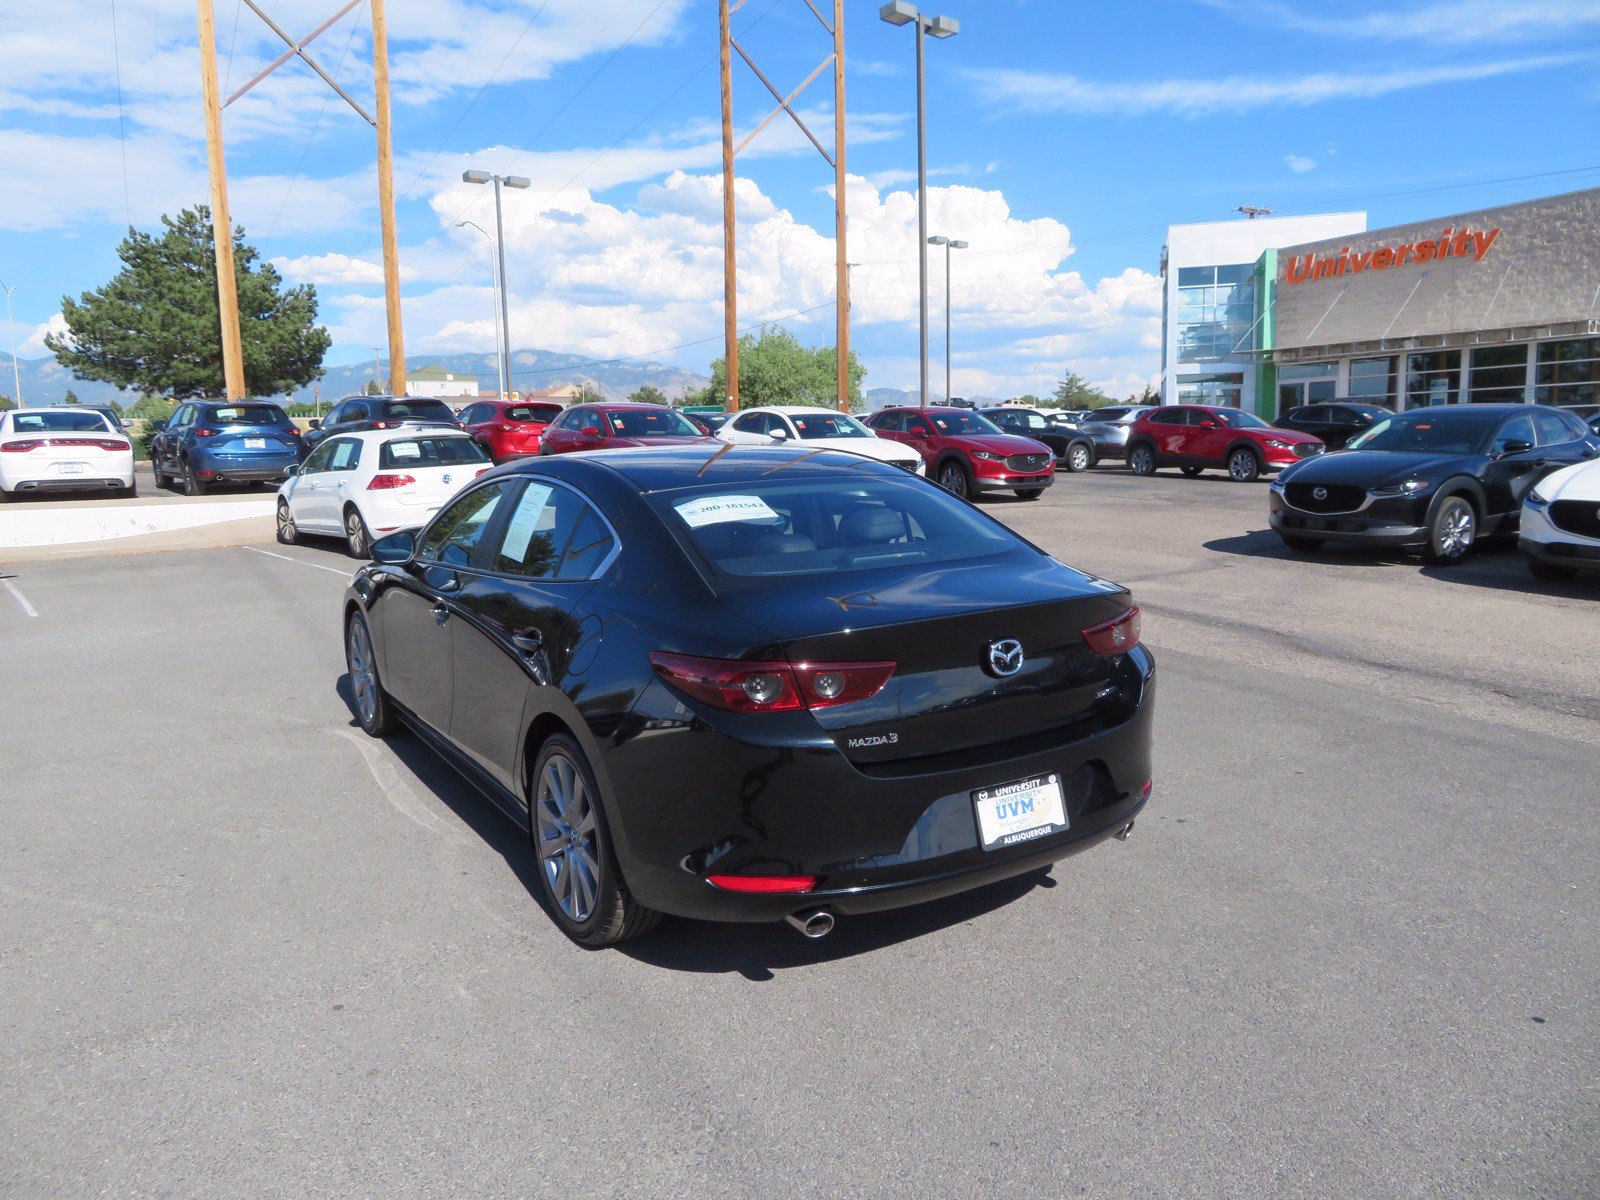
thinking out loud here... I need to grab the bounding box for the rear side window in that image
[1146,410,1187,425]
[489,481,615,580]
[868,412,902,432]
[379,399,456,422]
[655,477,1023,579]
[1533,410,1576,445]
[420,483,507,567]
[206,404,287,425]
[379,437,488,469]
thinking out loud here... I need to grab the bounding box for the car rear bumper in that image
[193,449,301,480]
[5,476,129,494]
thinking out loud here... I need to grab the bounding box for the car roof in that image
[737,405,850,416]
[328,427,475,444]
[878,406,972,414]
[487,442,903,494]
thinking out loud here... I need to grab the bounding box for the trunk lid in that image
[203,423,299,456]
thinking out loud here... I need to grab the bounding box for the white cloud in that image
[19,314,68,358]
[1285,154,1316,173]
[970,55,1575,117]
[1199,0,1600,43]
[270,252,418,286]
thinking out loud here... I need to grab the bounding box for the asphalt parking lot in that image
[3,468,1597,1199]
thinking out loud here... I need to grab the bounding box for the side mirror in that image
[580,426,602,438]
[909,426,929,437]
[769,428,790,441]
[308,418,321,430]
[1198,418,1218,428]
[284,464,299,477]
[371,531,416,564]
[1498,438,1533,457]
[148,419,167,432]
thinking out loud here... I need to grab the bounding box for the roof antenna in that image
[1237,205,1274,220]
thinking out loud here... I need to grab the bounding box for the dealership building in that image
[1160,187,1600,420]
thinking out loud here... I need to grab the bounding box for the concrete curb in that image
[0,514,277,563]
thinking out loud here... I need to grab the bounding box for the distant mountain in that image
[1,348,711,407]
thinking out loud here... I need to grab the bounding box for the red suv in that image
[1124,405,1324,482]
[865,406,1055,500]
[539,402,709,455]
[458,399,565,463]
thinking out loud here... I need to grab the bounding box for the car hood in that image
[958,433,1053,456]
[1538,458,1600,501]
[1278,449,1482,487]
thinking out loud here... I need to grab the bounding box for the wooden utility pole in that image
[719,0,739,411]
[197,0,248,401]
[371,0,406,396]
[832,0,849,410]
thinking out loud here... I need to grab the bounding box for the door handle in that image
[511,629,543,655]
[430,604,451,624]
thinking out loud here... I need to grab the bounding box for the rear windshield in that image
[503,403,563,424]
[925,411,1001,436]
[1347,411,1500,454]
[204,404,288,425]
[604,408,702,437]
[378,399,457,422]
[1092,408,1132,422]
[8,411,114,433]
[655,477,1024,579]
[378,437,489,469]
[792,413,872,439]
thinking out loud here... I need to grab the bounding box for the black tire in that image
[1528,558,1577,582]
[531,733,661,947]
[1281,535,1324,553]
[1015,488,1045,501]
[150,458,166,490]
[276,499,298,545]
[1423,494,1477,565]
[1128,444,1157,476]
[937,459,972,499]
[1226,447,1261,483]
[181,458,208,497]
[1064,442,1094,473]
[0,486,10,503]
[344,506,371,559]
[344,611,397,737]
[1179,465,1205,477]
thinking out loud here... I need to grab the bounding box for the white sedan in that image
[717,405,926,475]
[0,408,135,501]
[1520,457,1600,581]
[276,428,492,557]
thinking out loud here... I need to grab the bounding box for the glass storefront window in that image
[1177,374,1244,407]
[1348,357,1395,403]
[1468,343,1528,403]
[1534,337,1600,411]
[1175,264,1255,364]
[1406,350,1461,408]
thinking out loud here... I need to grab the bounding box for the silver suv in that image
[1076,406,1156,460]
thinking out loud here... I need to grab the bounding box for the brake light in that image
[366,473,416,490]
[475,468,492,477]
[1082,606,1141,655]
[370,420,401,430]
[0,438,128,452]
[707,874,817,894]
[648,652,894,712]
[1,439,45,452]
[194,427,220,437]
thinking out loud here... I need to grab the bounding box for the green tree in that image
[1052,370,1114,410]
[0,396,14,412]
[62,388,82,405]
[628,384,668,406]
[1128,382,1160,405]
[576,383,605,403]
[363,378,385,396]
[46,206,331,400]
[709,326,865,410]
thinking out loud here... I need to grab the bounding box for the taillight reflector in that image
[366,473,416,490]
[370,420,401,430]
[648,652,894,713]
[1,437,128,452]
[1082,606,1141,656]
[194,427,220,437]
[707,874,817,894]
[1,439,45,452]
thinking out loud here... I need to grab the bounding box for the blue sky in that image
[2,0,1598,398]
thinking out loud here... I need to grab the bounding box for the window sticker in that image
[674,494,782,529]
[388,441,423,460]
[501,484,555,563]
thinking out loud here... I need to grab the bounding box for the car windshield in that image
[378,436,489,469]
[379,399,457,422]
[604,408,701,437]
[503,404,562,424]
[1346,411,1501,454]
[791,413,872,439]
[1213,410,1271,429]
[926,411,1002,436]
[656,477,1023,579]
[205,404,288,425]
[8,411,114,433]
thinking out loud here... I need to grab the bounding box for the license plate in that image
[245,438,267,449]
[973,773,1068,850]
[59,462,87,475]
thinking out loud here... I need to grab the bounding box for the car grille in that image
[1285,482,1366,514]
[893,459,920,472]
[1292,443,1324,459]
[1549,500,1600,539]
[1006,454,1050,472]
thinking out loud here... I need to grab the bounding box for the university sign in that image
[1283,226,1501,285]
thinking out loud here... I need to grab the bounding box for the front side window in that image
[1494,415,1536,453]
[791,412,869,439]
[458,405,482,425]
[490,481,616,580]
[604,408,701,437]
[1214,410,1271,430]
[300,442,337,473]
[327,440,363,471]
[420,483,507,567]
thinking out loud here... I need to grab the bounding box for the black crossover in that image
[304,394,460,450]
[1274,402,1391,451]
[342,445,1155,945]
[1269,404,1599,563]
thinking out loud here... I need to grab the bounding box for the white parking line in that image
[3,578,38,618]
[240,545,355,578]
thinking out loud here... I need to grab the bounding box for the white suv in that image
[1520,457,1600,581]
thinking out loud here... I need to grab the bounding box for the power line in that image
[222,0,244,92]
[109,0,133,227]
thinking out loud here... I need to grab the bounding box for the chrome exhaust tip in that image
[785,908,835,939]
[1115,819,1136,841]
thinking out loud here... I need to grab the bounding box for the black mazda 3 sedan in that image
[342,445,1155,945]
[1268,404,1599,564]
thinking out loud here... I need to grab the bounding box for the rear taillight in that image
[648,653,894,712]
[366,473,416,490]
[87,439,130,451]
[1,439,45,452]
[194,427,220,437]
[1082,606,1141,656]
[475,468,492,477]
[707,875,817,894]
[0,438,127,452]
[370,420,401,430]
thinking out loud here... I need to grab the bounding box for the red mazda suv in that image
[539,402,709,455]
[1124,405,1324,482]
[864,406,1055,500]
[458,399,565,463]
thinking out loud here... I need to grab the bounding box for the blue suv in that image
[150,400,305,495]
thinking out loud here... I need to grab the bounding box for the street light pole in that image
[880,3,959,409]
[456,220,506,400]
[0,279,20,405]
[463,170,530,400]
[928,237,966,402]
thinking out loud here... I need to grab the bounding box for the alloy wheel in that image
[345,510,368,558]
[535,753,602,923]
[1436,499,1475,559]
[347,617,378,727]
[938,463,969,498]
[276,501,296,545]
[1068,445,1090,472]
[1227,449,1260,482]
[1129,446,1155,475]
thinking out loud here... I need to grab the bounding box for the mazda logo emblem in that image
[986,638,1025,677]
[1312,487,1328,500]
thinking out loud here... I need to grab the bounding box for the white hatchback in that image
[1520,457,1600,581]
[0,408,135,501]
[717,405,926,475]
[276,429,492,557]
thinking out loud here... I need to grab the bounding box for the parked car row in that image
[0,407,135,500]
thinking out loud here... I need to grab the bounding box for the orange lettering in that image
[1285,254,1313,283]
[1371,248,1395,269]
[1473,228,1501,261]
